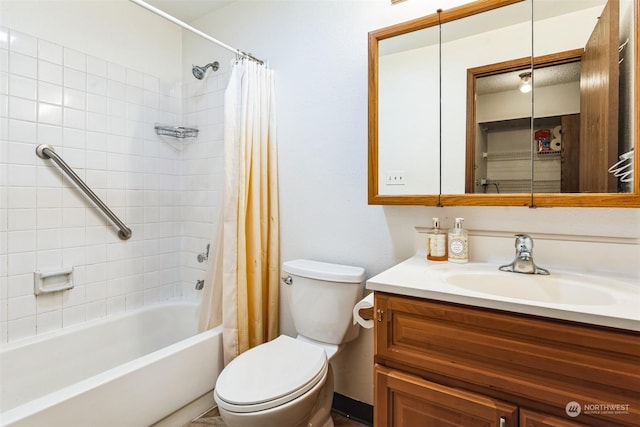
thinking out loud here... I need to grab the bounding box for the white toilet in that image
[213,259,365,427]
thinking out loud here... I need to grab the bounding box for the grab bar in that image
[36,144,132,240]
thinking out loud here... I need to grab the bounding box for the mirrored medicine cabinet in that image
[368,0,639,207]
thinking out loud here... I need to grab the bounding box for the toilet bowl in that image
[213,259,365,427]
[214,335,334,427]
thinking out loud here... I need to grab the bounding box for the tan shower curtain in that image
[199,59,279,364]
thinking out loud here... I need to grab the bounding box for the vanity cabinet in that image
[373,293,640,427]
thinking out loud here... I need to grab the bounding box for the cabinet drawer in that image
[375,365,518,427]
[374,293,640,426]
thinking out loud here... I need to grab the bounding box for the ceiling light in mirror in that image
[518,71,532,93]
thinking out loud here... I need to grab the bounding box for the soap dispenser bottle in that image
[426,217,447,261]
[448,217,468,263]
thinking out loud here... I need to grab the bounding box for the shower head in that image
[192,61,219,80]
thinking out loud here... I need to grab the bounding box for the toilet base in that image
[304,365,334,427]
[217,365,334,427]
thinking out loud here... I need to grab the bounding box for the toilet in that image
[213,259,365,427]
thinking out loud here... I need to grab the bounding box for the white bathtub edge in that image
[1,315,223,427]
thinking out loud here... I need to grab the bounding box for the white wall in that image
[186,0,640,407]
[379,45,440,195]
[179,70,227,300]
[0,0,182,82]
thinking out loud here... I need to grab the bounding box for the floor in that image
[189,407,370,427]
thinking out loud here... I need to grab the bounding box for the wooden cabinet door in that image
[520,409,591,427]
[579,0,619,192]
[375,365,518,427]
[560,113,580,192]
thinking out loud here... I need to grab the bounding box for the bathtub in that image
[0,301,223,427]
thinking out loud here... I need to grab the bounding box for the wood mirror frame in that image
[368,0,640,207]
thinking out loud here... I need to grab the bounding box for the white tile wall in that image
[179,73,225,300]
[0,26,224,343]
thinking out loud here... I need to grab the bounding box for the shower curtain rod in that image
[128,0,264,65]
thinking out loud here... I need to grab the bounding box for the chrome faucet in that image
[499,234,550,275]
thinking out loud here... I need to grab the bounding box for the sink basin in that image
[366,256,640,330]
[443,271,618,306]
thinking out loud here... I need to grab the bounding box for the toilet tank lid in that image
[282,259,365,283]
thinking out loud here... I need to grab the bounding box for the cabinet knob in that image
[499,416,506,427]
[376,309,384,322]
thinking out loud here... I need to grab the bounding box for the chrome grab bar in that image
[36,144,132,240]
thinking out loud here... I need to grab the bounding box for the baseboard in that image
[332,393,373,426]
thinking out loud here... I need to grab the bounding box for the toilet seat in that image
[214,335,328,413]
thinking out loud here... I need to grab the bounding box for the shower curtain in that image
[199,59,279,364]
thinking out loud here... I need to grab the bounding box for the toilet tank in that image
[282,259,365,345]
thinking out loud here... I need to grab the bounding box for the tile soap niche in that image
[34,267,75,295]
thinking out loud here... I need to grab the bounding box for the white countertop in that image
[366,256,640,332]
